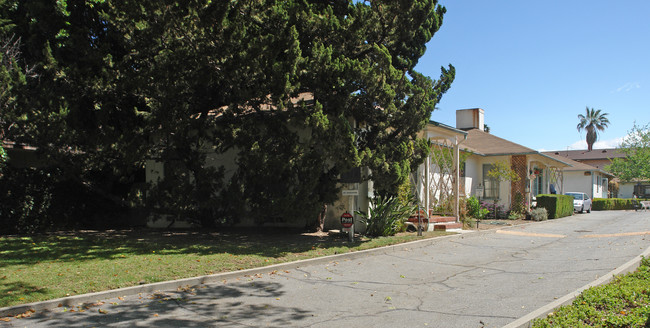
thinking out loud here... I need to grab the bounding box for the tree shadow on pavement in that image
[16,281,313,327]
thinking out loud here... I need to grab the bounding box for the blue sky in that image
[417,0,650,151]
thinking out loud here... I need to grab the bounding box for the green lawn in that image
[0,229,450,308]
[532,257,650,327]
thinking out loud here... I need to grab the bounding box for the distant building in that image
[544,148,650,199]
[544,148,625,170]
[542,152,613,199]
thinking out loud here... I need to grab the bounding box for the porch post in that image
[454,136,460,222]
[544,165,551,194]
[425,152,430,217]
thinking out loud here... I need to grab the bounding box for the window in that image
[482,164,499,199]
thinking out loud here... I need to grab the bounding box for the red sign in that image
[340,212,354,228]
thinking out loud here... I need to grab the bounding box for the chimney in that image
[456,108,484,131]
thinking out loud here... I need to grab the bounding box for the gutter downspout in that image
[591,171,595,200]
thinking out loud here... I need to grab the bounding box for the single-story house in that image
[145,94,470,231]
[619,180,650,199]
[542,152,614,199]
[545,148,647,198]
[145,105,577,230]
[452,108,570,210]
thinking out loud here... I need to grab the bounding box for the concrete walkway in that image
[3,210,649,327]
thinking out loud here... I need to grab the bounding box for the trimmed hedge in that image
[592,198,650,211]
[536,194,574,219]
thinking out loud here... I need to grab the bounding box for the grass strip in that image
[532,257,650,327]
[0,230,450,308]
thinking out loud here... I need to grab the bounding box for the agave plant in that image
[356,195,417,237]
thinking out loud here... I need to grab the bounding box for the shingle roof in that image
[544,148,626,160]
[460,128,537,156]
[542,152,614,177]
[456,128,571,168]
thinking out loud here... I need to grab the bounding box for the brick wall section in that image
[510,155,528,208]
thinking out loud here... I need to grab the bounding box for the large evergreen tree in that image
[1,0,454,227]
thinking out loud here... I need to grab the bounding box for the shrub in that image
[592,198,649,211]
[356,195,417,237]
[536,194,573,219]
[508,211,523,220]
[466,196,489,220]
[481,200,507,219]
[531,207,548,221]
[0,145,7,173]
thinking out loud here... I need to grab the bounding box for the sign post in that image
[340,211,354,242]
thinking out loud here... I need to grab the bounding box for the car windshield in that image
[566,193,583,200]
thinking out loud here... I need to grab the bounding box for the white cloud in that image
[568,136,624,150]
[613,82,641,93]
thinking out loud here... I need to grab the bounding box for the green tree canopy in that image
[1,0,454,226]
[486,160,520,182]
[606,123,650,182]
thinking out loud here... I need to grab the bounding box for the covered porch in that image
[412,121,468,230]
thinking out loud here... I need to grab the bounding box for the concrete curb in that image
[0,230,468,318]
[503,244,650,328]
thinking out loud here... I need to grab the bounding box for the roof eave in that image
[428,120,468,137]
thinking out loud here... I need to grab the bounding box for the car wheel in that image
[580,206,584,214]
[587,206,591,213]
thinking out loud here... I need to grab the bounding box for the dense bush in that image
[536,194,573,219]
[592,198,650,211]
[356,195,417,237]
[466,196,489,219]
[0,145,7,172]
[531,207,548,221]
[0,166,130,234]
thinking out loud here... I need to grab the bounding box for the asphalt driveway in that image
[5,210,650,327]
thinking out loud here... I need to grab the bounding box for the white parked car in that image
[565,192,592,213]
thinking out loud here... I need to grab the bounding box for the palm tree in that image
[577,107,610,151]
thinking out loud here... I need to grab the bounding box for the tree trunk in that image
[317,204,327,232]
[586,125,597,151]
